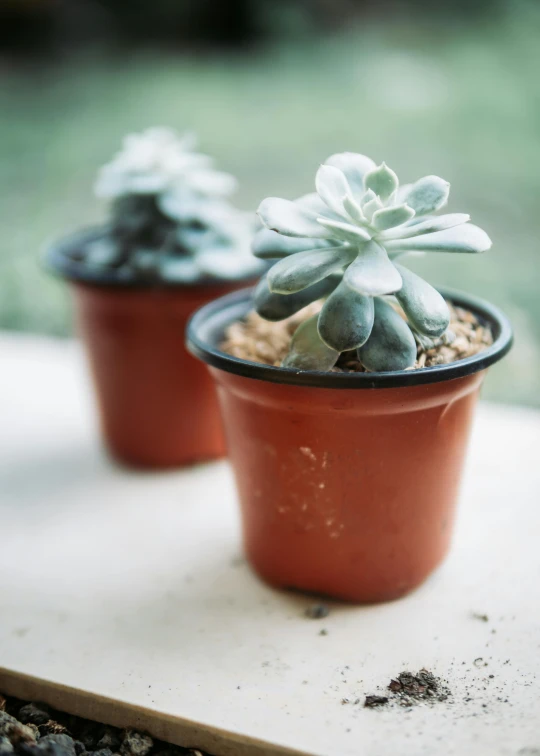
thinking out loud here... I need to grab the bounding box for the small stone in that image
[0,711,37,745]
[319,629,328,636]
[120,731,153,756]
[92,749,113,756]
[95,729,121,751]
[305,604,329,620]
[0,736,14,755]
[78,724,102,750]
[39,734,76,756]
[19,706,50,727]
[472,613,489,623]
[364,696,389,708]
[39,723,68,737]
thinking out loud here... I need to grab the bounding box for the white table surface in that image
[1,333,539,756]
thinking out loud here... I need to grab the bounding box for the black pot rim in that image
[44,227,262,289]
[186,286,513,389]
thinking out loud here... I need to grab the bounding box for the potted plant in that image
[46,127,262,468]
[187,152,512,603]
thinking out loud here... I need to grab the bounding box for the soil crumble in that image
[364,669,452,709]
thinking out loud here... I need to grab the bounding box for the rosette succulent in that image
[74,127,260,282]
[252,152,492,371]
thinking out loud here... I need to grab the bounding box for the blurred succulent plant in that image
[80,127,260,282]
[252,152,491,371]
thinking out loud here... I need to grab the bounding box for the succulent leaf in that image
[254,273,340,321]
[282,314,340,371]
[158,255,200,282]
[364,162,399,202]
[252,228,331,259]
[295,192,341,219]
[324,153,376,198]
[385,223,492,254]
[381,213,470,240]
[362,195,384,221]
[318,280,375,351]
[357,298,417,372]
[315,164,351,216]
[344,241,402,296]
[257,197,332,238]
[316,217,372,243]
[267,246,356,294]
[403,175,450,215]
[394,264,450,337]
[342,194,365,223]
[372,204,415,231]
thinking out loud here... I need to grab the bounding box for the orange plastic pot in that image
[47,229,257,468]
[187,288,512,603]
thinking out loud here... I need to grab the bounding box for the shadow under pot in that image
[187,287,512,603]
[46,228,258,469]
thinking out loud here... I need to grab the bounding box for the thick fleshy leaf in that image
[253,273,339,322]
[295,192,333,216]
[267,246,356,294]
[252,228,331,259]
[372,204,415,231]
[315,164,351,216]
[195,248,261,279]
[404,175,450,215]
[380,213,470,241]
[257,197,332,238]
[394,264,450,337]
[361,189,377,208]
[282,314,339,371]
[362,195,384,221]
[324,153,376,198]
[364,162,399,202]
[395,183,413,203]
[158,254,200,282]
[85,237,122,266]
[385,223,492,254]
[342,194,365,223]
[344,241,402,296]
[357,298,417,372]
[318,280,375,351]
[187,169,237,197]
[317,217,371,243]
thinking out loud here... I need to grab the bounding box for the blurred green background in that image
[1,0,539,405]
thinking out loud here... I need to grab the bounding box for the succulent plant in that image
[78,127,261,282]
[252,152,492,371]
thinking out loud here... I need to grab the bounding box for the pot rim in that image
[44,226,262,290]
[186,286,513,389]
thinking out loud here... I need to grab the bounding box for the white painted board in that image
[1,334,539,756]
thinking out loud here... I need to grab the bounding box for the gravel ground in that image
[0,695,210,756]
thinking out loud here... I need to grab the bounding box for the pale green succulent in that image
[252,152,492,371]
[76,127,261,282]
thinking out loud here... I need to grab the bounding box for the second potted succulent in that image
[47,128,261,468]
[188,151,512,603]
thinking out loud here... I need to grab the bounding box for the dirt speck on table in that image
[364,669,452,710]
[472,612,489,622]
[305,603,329,619]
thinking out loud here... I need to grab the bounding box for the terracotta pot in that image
[46,228,257,468]
[187,288,512,603]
